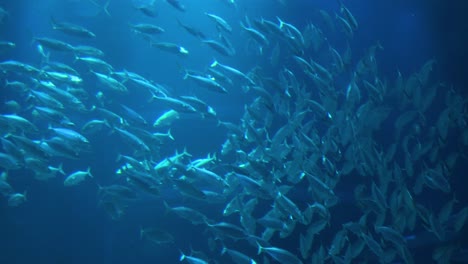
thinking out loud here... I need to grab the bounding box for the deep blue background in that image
[1,0,467,263]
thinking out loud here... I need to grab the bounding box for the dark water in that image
[1,1,467,263]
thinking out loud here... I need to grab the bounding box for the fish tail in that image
[276,16,284,29]
[179,251,186,261]
[181,147,192,157]
[147,90,159,103]
[57,163,66,175]
[239,21,246,30]
[115,154,123,162]
[162,201,171,216]
[103,0,112,17]
[49,16,58,29]
[221,246,227,255]
[89,0,111,17]
[210,59,218,68]
[256,241,263,255]
[73,54,80,64]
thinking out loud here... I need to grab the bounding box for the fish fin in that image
[167,129,175,141]
[57,163,66,175]
[89,0,111,17]
[256,241,263,255]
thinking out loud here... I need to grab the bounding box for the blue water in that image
[1,1,467,263]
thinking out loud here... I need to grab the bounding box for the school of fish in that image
[1,0,467,263]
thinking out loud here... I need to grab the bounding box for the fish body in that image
[50,17,96,38]
[8,192,27,207]
[130,23,165,35]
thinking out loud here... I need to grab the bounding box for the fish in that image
[48,125,90,145]
[44,71,83,85]
[179,96,217,118]
[72,45,105,57]
[76,57,114,73]
[113,127,151,154]
[205,13,232,33]
[32,106,70,125]
[190,153,217,168]
[0,2,465,263]
[173,177,207,200]
[150,95,197,113]
[202,39,235,56]
[0,6,8,24]
[92,71,128,93]
[119,105,147,126]
[179,251,209,264]
[0,152,22,170]
[275,191,304,223]
[135,4,157,17]
[240,21,269,46]
[183,72,228,94]
[151,42,189,55]
[98,184,137,201]
[0,41,15,52]
[85,0,111,17]
[64,167,93,186]
[8,192,27,207]
[129,23,165,35]
[221,246,257,264]
[50,17,96,38]
[210,59,255,85]
[29,89,65,110]
[140,227,174,244]
[164,201,209,225]
[43,61,79,75]
[277,17,305,47]
[125,171,160,196]
[205,221,248,240]
[257,243,303,264]
[151,129,175,142]
[337,0,358,30]
[0,114,39,134]
[166,0,186,12]
[0,60,41,75]
[0,172,14,197]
